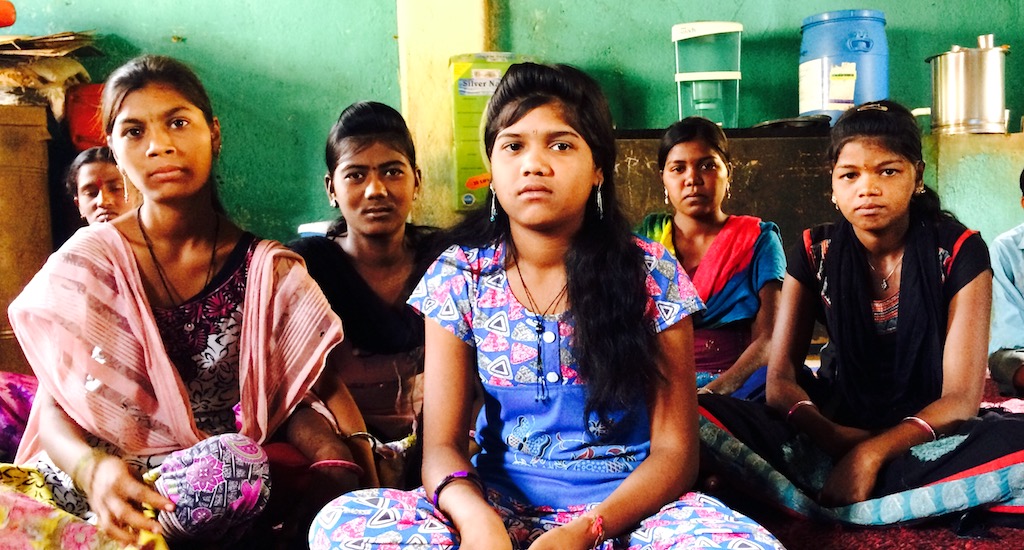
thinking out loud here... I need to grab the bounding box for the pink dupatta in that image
[10,224,343,463]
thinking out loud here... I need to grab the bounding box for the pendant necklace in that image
[137,206,221,315]
[511,246,568,401]
[867,251,904,291]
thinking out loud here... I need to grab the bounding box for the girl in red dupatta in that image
[637,117,784,398]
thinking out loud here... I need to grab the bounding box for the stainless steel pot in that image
[927,35,1010,134]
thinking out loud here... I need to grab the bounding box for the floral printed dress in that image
[308,237,785,549]
[0,234,270,548]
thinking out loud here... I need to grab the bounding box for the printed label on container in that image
[826,62,857,111]
[458,69,503,96]
[798,58,824,114]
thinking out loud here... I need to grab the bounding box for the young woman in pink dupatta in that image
[5,55,342,548]
[636,117,785,399]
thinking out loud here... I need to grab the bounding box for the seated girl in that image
[307,62,783,550]
[698,101,1024,527]
[288,101,442,490]
[637,118,784,398]
[3,55,342,547]
[66,145,133,225]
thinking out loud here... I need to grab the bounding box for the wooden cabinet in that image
[0,105,51,374]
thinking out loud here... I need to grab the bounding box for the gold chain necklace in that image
[867,252,904,291]
[510,245,568,401]
[136,206,220,307]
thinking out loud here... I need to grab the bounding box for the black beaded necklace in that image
[136,205,220,309]
[510,245,567,401]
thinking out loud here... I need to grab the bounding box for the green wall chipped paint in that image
[10,0,399,242]
[8,0,1024,241]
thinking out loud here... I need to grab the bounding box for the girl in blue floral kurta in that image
[308,62,783,550]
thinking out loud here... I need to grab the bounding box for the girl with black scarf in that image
[699,101,1024,529]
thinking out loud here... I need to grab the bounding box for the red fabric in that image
[733,378,1024,548]
[949,229,978,274]
[697,405,732,434]
[690,215,762,301]
[926,449,1024,488]
[260,442,314,527]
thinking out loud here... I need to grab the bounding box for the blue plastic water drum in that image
[799,10,888,124]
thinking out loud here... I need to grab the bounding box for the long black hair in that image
[443,62,661,418]
[830,100,953,223]
[323,101,418,237]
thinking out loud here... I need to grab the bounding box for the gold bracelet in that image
[70,448,107,492]
[344,431,380,456]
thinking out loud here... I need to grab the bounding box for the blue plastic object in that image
[799,10,888,124]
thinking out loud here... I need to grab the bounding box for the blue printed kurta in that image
[407,237,703,509]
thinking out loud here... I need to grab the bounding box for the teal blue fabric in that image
[699,416,1024,525]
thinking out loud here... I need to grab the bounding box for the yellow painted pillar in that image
[397,0,492,228]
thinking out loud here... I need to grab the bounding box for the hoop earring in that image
[489,185,497,223]
[596,183,604,220]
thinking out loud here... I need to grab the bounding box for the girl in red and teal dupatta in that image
[637,117,785,399]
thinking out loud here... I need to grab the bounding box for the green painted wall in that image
[494,0,1024,132]
[8,1,1024,240]
[10,0,399,242]
[925,134,1024,243]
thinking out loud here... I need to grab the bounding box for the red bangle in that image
[309,459,365,478]
[786,400,818,422]
[580,510,605,549]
